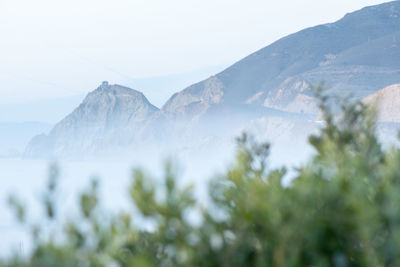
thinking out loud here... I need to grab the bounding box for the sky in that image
[0,0,394,119]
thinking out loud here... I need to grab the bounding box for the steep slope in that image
[163,1,400,117]
[364,83,400,123]
[25,82,159,157]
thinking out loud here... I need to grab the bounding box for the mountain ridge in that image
[162,0,400,117]
[25,1,400,158]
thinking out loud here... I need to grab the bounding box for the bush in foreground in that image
[3,87,400,266]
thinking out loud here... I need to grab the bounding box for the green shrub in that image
[3,86,400,266]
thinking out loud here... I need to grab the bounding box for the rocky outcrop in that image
[362,82,400,147]
[162,76,224,118]
[364,83,400,123]
[25,82,159,157]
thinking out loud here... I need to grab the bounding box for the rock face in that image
[362,82,400,147]
[364,83,400,123]
[163,1,400,117]
[162,76,225,119]
[25,82,159,157]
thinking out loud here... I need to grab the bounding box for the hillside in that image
[163,1,400,117]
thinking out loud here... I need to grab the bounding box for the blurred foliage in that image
[2,85,400,266]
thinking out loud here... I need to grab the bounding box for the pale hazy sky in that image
[0,0,394,106]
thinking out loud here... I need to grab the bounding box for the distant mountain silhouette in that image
[0,121,52,157]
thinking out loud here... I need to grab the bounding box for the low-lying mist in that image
[0,112,318,256]
[2,106,399,257]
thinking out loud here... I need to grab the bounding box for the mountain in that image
[25,82,159,157]
[163,1,400,117]
[25,1,400,158]
[364,83,400,123]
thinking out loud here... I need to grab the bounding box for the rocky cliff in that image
[25,82,159,157]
